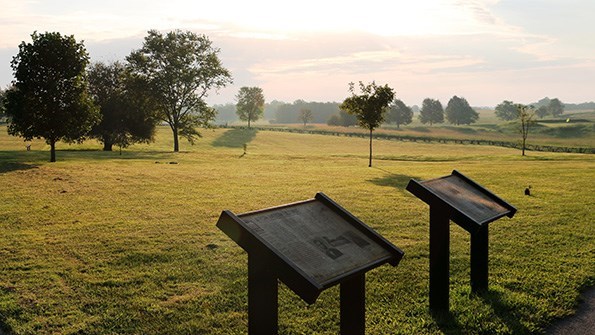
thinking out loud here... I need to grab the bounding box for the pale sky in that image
[0,0,594,106]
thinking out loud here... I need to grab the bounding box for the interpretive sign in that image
[406,170,516,311]
[406,170,516,232]
[217,192,404,335]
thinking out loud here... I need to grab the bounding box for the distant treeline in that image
[214,100,341,124]
[531,97,595,111]
[214,97,595,124]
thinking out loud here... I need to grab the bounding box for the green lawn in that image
[0,126,593,334]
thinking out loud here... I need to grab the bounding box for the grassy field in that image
[0,126,593,334]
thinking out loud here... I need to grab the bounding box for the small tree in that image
[298,108,313,127]
[495,100,518,121]
[340,81,395,167]
[548,98,564,117]
[236,86,265,128]
[127,30,232,152]
[517,104,535,156]
[5,32,99,162]
[445,96,478,125]
[419,98,444,125]
[386,99,413,128]
[87,61,158,152]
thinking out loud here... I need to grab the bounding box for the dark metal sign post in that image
[217,192,404,335]
[407,170,516,312]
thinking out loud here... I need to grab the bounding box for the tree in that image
[5,32,99,162]
[298,108,313,127]
[327,110,357,127]
[495,100,518,121]
[87,61,158,152]
[340,81,395,167]
[386,99,413,128]
[0,87,7,121]
[535,105,549,119]
[419,98,444,125]
[445,96,479,125]
[327,114,341,126]
[235,86,264,128]
[517,104,536,156]
[127,30,232,152]
[548,98,564,117]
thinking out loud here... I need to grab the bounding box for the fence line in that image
[223,126,594,154]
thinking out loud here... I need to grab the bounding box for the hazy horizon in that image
[1,0,594,107]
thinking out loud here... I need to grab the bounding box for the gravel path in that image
[546,286,595,335]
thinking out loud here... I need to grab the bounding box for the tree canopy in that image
[5,31,99,162]
[340,81,395,167]
[298,108,313,127]
[235,86,265,128]
[495,100,518,121]
[127,29,232,152]
[386,98,413,128]
[87,61,158,152]
[0,87,7,121]
[419,98,444,125]
[548,98,564,117]
[445,96,478,125]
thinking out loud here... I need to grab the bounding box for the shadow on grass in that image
[212,128,257,148]
[368,169,421,191]
[478,289,533,334]
[0,149,178,167]
[0,161,38,174]
[432,310,464,335]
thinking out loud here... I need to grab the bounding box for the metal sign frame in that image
[217,192,404,335]
[406,170,516,312]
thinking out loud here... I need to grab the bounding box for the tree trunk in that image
[248,117,251,129]
[369,129,373,167]
[103,141,113,151]
[172,126,179,152]
[522,137,526,156]
[50,139,56,162]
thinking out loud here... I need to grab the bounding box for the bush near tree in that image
[5,31,99,162]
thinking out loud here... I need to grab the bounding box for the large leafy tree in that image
[235,86,265,128]
[419,98,444,125]
[340,81,395,167]
[445,95,478,125]
[5,32,99,162]
[87,61,158,152]
[386,98,413,129]
[127,30,232,152]
[495,100,518,121]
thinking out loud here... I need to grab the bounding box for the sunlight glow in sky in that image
[1,0,594,106]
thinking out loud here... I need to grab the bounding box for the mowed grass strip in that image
[0,126,593,334]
